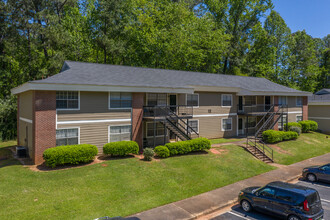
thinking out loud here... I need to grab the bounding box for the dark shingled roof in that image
[33,61,307,93]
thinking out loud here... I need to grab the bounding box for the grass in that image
[210,138,244,145]
[273,132,330,165]
[0,143,274,220]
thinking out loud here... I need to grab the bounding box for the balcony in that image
[237,104,288,116]
[143,105,193,120]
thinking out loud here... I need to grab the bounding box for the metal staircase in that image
[245,105,288,163]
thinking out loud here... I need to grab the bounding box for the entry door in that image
[169,95,177,112]
[238,118,244,135]
[238,96,243,112]
[265,96,271,111]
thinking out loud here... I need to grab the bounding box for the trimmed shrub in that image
[299,120,318,133]
[262,130,283,143]
[289,126,301,135]
[189,137,211,151]
[262,130,298,143]
[285,122,302,130]
[103,141,139,156]
[143,148,154,161]
[154,146,170,158]
[165,137,211,156]
[43,144,98,168]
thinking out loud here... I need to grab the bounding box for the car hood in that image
[242,186,260,194]
[304,165,320,169]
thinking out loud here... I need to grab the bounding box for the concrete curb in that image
[131,152,330,220]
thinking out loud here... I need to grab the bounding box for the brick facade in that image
[302,96,308,120]
[273,96,279,130]
[132,93,144,152]
[32,91,56,164]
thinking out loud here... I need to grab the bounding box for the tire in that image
[288,215,301,220]
[241,200,252,212]
[307,173,317,182]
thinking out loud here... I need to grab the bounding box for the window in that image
[259,187,276,198]
[275,190,294,203]
[56,128,79,146]
[245,96,256,106]
[109,92,132,108]
[187,94,199,107]
[222,118,232,131]
[222,94,232,107]
[321,164,330,171]
[147,93,167,106]
[278,96,287,106]
[56,91,79,109]
[188,120,199,133]
[296,115,303,122]
[296,97,303,107]
[147,122,165,137]
[278,115,287,130]
[109,125,131,142]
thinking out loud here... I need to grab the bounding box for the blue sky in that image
[272,0,330,38]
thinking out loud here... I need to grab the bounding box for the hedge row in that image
[154,138,211,158]
[43,144,98,168]
[103,141,139,156]
[262,130,298,143]
[285,120,318,133]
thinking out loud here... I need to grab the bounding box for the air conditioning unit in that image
[16,146,27,158]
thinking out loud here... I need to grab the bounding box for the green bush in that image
[262,130,283,143]
[285,122,302,130]
[262,130,298,143]
[189,137,211,151]
[289,126,301,135]
[154,146,170,158]
[143,148,154,161]
[103,141,139,156]
[43,144,98,168]
[299,120,318,133]
[165,138,211,156]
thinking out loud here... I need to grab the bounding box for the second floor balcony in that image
[143,105,193,120]
[237,104,288,116]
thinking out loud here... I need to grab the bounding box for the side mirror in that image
[255,191,259,196]
[319,167,325,171]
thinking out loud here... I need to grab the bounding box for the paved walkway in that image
[130,152,330,220]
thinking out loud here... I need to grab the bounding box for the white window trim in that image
[146,93,168,106]
[108,124,132,143]
[108,92,133,110]
[187,119,199,133]
[185,93,199,108]
[278,115,287,129]
[221,118,233,131]
[296,115,303,122]
[146,122,167,138]
[56,91,80,111]
[296,96,303,107]
[56,127,80,145]
[221,94,233,107]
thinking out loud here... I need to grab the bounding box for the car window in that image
[321,165,330,171]
[275,190,293,203]
[259,187,276,198]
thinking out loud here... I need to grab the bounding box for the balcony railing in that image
[237,104,274,114]
[143,105,193,118]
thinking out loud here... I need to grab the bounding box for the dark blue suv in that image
[238,181,323,220]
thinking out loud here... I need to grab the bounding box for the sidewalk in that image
[130,152,330,220]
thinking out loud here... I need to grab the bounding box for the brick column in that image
[33,91,56,164]
[302,96,308,120]
[273,96,279,130]
[17,95,20,146]
[132,93,144,152]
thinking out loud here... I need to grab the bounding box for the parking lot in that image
[210,180,330,220]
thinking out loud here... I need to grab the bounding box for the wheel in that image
[288,215,301,220]
[241,200,252,212]
[307,173,317,182]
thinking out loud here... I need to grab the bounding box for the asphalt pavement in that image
[210,180,330,220]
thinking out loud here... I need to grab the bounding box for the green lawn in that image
[210,138,244,145]
[0,143,274,220]
[273,132,330,165]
